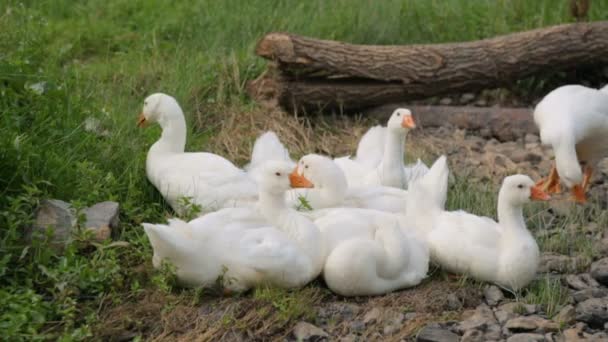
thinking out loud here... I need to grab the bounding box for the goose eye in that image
[144,101,148,106]
[397,113,401,116]
[275,172,281,176]
[517,184,523,189]
[305,165,309,169]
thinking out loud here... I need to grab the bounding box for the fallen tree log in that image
[365,105,535,142]
[248,22,608,113]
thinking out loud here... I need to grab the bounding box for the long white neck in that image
[381,130,406,186]
[496,191,527,234]
[315,169,349,208]
[151,103,187,154]
[258,190,289,225]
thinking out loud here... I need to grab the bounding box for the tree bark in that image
[249,22,608,113]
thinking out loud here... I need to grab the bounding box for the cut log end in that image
[255,32,296,61]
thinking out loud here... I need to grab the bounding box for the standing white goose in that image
[138,93,258,215]
[142,161,325,291]
[533,84,608,203]
[334,108,429,189]
[426,175,550,290]
[287,154,408,213]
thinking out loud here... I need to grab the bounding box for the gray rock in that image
[30,199,77,250]
[575,298,608,328]
[539,253,586,274]
[292,321,328,341]
[405,312,418,320]
[416,324,459,342]
[506,333,544,342]
[83,201,119,242]
[572,288,608,303]
[565,274,599,290]
[504,315,559,333]
[440,98,453,105]
[554,305,576,326]
[363,307,381,325]
[456,304,497,333]
[484,285,504,306]
[545,332,555,342]
[590,258,608,286]
[446,293,463,311]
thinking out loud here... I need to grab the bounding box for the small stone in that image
[494,309,513,325]
[499,302,538,315]
[338,335,357,342]
[292,322,328,341]
[349,320,365,333]
[460,329,484,342]
[575,298,608,328]
[504,315,559,333]
[445,293,463,311]
[439,98,453,105]
[506,333,544,342]
[561,322,588,342]
[555,305,576,326]
[83,117,110,137]
[545,332,555,342]
[572,288,608,303]
[405,312,418,320]
[83,201,119,242]
[383,323,399,335]
[363,307,381,325]
[460,93,476,104]
[474,99,487,107]
[416,325,459,342]
[590,257,608,286]
[524,134,540,144]
[483,285,504,306]
[30,199,77,250]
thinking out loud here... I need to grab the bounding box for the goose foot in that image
[536,163,561,194]
[571,166,593,204]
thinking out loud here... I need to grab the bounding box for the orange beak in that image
[137,113,148,128]
[530,185,551,201]
[402,115,416,129]
[289,168,314,188]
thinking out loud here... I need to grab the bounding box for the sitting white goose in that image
[334,108,428,189]
[425,175,550,290]
[138,93,258,215]
[142,161,325,291]
[533,84,608,203]
[287,154,408,213]
[312,206,429,296]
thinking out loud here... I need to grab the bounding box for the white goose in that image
[138,93,258,215]
[533,84,608,203]
[423,174,550,290]
[142,161,324,291]
[287,154,408,213]
[334,108,429,189]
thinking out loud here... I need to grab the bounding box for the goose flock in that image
[138,84,608,297]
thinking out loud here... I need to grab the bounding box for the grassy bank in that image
[1,0,607,339]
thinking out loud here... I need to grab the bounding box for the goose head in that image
[387,108,416,133]
[499,175,550,206]
[256,161,309,195]
[291,154,347,189]
[137,93,182,127]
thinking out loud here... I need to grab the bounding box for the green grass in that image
[2,0,607,339]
